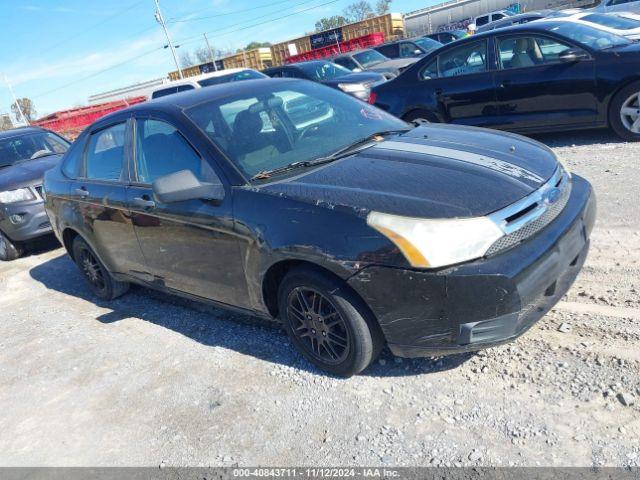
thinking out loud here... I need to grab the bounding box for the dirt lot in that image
[1,130,639,467]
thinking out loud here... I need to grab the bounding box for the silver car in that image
[593,0,640,14]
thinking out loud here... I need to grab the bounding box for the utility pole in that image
[154,0,183,79]
[204,33,218,71]
[3,75,28,126]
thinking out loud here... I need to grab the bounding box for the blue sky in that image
[0,0,435,119]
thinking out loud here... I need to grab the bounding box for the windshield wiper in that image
[249,129,409,181]
[307,128,411,165]
[250,161,315,181]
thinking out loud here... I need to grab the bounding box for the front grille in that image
[486,166,571,257]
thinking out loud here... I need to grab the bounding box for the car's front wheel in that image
[278,266,384,377]
[610,81,640,141]
[72,236,129,300]
[0,230,24,261]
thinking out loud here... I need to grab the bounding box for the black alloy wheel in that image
[287,287,350,365]
[72,236,129,300]
[278,266,384,377]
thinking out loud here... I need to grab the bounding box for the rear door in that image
[71,119,146,274]
[415,39,499,125]
[126,115,248,306]
[492,33,597,131]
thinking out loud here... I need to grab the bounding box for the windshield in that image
[0,131,69,168]
[581,13,640,30]
[414,37,443,52]
[549,22,631,49]
[352,49,388,67]
[296,62,352,81]
[198,70,267,87]
[185,81,408,180]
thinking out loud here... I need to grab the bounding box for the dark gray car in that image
[332,48,418,79]
[0,126,70,260]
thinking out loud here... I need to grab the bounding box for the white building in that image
[88,77,169,104]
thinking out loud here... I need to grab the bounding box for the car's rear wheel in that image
[610,81,640,141]
[0,229,23,261]
[278,266,383,377]
[72,236,129,300]
[403,109,436,127]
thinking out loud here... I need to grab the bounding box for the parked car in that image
[423,30,466,44]
[474,9,515,28]
[370,21,640,141]
[540,11,640,39]
[476,10,555,32]
[151,69,267,99]
[262,61,385,101]
[0,126,70,260]
[331,48,418,79]
[593,0,640,14]
[44,78,595,376]
[373,37,443,59]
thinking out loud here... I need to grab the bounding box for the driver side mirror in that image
[352,67,362,72]
[414,49,423,56]
[558,48,590,63]
[152,169,225,204]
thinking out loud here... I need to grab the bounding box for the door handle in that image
[132,196,156,209]
[434,88,444,96]
[75,188,89,198]
[499,80,512,89]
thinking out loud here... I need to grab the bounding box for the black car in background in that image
[0,126,70,260]
[423,30,466,44]
[331,48,418,79]
[371,21,640,141]
[44,79,594,376]
[263,61,385,101]
[373,37,443,59]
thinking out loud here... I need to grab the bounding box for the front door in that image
[493,33,597,131]
[72,120,146,275]
[417,39,499,126]
[127,117,249,307]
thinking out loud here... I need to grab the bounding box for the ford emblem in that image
[544,187,562,205]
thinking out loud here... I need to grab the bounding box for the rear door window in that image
[84,123,127,181]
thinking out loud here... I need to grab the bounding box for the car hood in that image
[324,71,385,85]
[0,155,62,191]
[368,58,418,72]
[260,124,558,218]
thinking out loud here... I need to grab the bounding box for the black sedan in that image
[44,79,595,376]
[263,60,385,101]
[371,21,640,141]
[0,126,70,260]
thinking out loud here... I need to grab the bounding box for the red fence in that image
[33,96,146,139]
[284,32,385,64]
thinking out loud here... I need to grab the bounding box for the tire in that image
[278,266,384,377]
[72,236,129,300]
[0,229,23,261]
[609,81,640,142]
[403,109,437,127]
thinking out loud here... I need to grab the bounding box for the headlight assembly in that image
[367,211,504,269]
[0,188,36,204]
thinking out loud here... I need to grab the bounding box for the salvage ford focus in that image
[43,79,595,376]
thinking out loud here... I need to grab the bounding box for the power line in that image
[167,0,311,23]
[27,0,345,101]
[34,1,146,57]
[176,0,343,48]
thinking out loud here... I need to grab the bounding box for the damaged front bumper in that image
[347,174,596,358]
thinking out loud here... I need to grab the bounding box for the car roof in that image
[153,68,259,90]
[0,126,48,140]
[104,78,300,117]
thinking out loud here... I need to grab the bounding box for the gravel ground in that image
[1,129,639,467]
